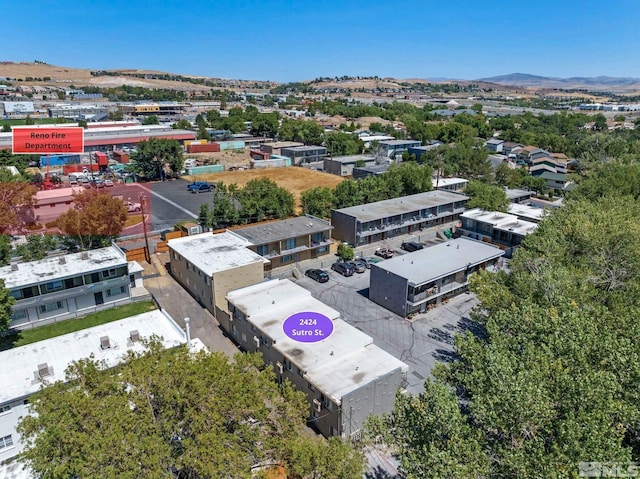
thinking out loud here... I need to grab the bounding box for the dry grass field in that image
[184,167,345,212]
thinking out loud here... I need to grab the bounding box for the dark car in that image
[375,247,394,259]
[401,241,424,252]
[348,260,367,273]
[331,262,354,277]
[189,182,213,193]
[360,257,381,268]
[305,268,329,283]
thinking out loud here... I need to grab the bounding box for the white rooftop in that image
[462,208,539,235]
[0,310,186,404]
[0,246,127,290]
[374,237,504,284]
[227,279,407,403]
[168,231,269,277]
[432,177,468,188]
[507,203,547,222]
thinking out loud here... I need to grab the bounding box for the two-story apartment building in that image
[369,237,505,317]
[233,215,334,272]
[378,139,421,158]
[331,190,468,246]
[279,145,327,165]
[167,231,268,323]
[458,208,539,257]
[0,310,186,475]
[1,246,145,330]
[323,155,376,177]
[225,279,408,439]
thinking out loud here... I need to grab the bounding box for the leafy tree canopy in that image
[18,343,365,478]
[130,138,184,179]
[464,180,509,211]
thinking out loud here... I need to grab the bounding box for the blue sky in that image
[5,0,640,82]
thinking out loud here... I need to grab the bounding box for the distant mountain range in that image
[477,73,640,92]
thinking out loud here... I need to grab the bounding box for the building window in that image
[106,286,126,297]
[10,289,23,300]
[308,382,316,392]
[284,238,296,250]
[317,246,328,254]
[282,255,293,263]
[101,268,117,279]
[44,280,64,292]
[0,435,13,450]
[256,245,269,256]
[39,301,63,314]
[0,404,11,414]
[11,310,27,322]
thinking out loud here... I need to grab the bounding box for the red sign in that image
[12,127,84,154]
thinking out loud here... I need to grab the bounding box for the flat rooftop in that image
[281,145,326,152]
[233,216,332,245]
[461,208,539,234]
[507,203,546,222]
[326,155,375,164]
[227,279,407,402]
[505,188,533,201]
[333,190,468,222]
[373,237,504,284]
[262,141,304,149]
[433,177,468,188]
[379,139,421,146]
[0,246,127,290]
[0,310,186,404]
[168,231,268,276]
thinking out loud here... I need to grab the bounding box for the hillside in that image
[478,72,640,92]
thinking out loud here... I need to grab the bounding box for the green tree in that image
[336,242,354,262]
[370,194,640,478]
[2,123,11,132]
[0,234,11,266]
[333,179,364,209]
[464,180,509,211]
[0,278,14,332]
[18,343,364,478]
[172,119,192,130]
[24,115,35,125]
[300,186,335,220]
[77,119,88,129]
[197,203,211,229]
[386,162,433,196]
[250,113,279,138]
[15,234,57,261]
[236,178,294,223]
[142,115,159,125]
[210,183,240,229]
[324,132,364,156]
[130,138,184,179]
[108,110,124,121]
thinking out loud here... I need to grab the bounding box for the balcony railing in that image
[14,275,129,308]
[357,206,465,236]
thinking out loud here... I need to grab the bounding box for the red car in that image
[375,247,394,259]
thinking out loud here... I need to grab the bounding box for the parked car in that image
[187,181,210,191]
[331,262,354,277]
[401,241,424,252]
[125,201,141,212]
[375,247,394,259]
[360,257,381,268]
[305,268,329,283]
[189,182,213,193]
[348,260,367,273]
[104,179,114,187]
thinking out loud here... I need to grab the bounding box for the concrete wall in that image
[212,262,264,316]
[330,210,357,245]
[170,254,215,313]
[369,266,408,317]
[0,399,28,463]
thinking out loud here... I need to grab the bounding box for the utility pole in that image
[139,193,151,263]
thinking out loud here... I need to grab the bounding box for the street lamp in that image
[139,193,151,263]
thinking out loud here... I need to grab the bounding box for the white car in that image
[125,201,141,212]
[104,179,114,187]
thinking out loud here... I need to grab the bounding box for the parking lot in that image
[279,250,480,396]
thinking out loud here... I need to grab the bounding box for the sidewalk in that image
[142,256,239,358]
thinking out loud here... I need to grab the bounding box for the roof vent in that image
[59,257,66,265]
[130,330,140,342]
[81,251,89,260]
[100,336,111,350]
[10,263,18,271]
[37,363,51,378]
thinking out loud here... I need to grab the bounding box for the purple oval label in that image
[283,311,334,343]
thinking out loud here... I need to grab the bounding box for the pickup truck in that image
[188,181,213,193]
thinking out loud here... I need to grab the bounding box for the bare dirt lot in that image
[184,167,345,211]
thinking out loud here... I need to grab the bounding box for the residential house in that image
[505,188,534,204]
[31,186,85,225]
[331,190,468,246]
[502,142,524,156]
[459,208,539,257]
[517,146,552,165]
[225,279,408,439]
[1,246,148,330]
[406,141,443,161]
[369,237,504,317]
[233,215,334,272]
[485,139,505,153]
[0,311,186,472]
[432,177,468,192]
[167,231,268,322]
